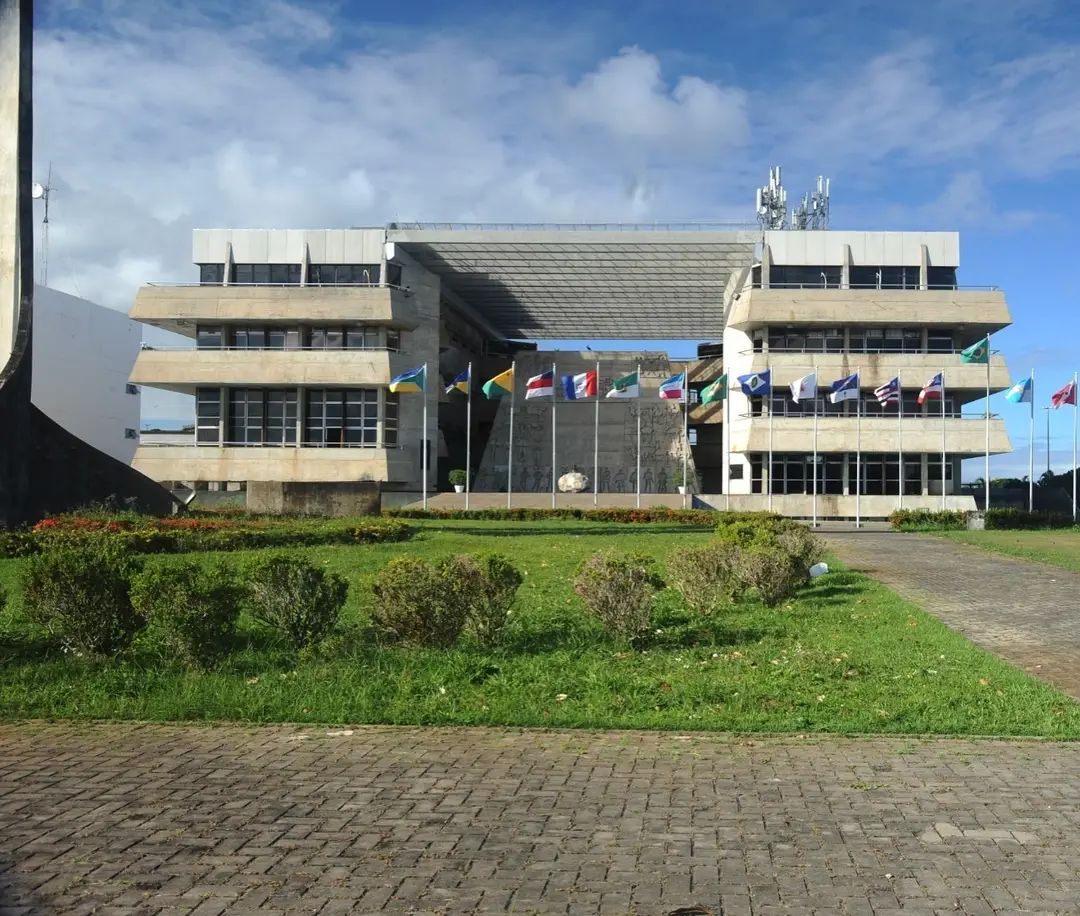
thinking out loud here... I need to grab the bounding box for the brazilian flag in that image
[700,374,728,405]
[960,337,990,364]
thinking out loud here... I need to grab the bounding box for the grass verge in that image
[941,529,1080,575]
[1,519,1078,736]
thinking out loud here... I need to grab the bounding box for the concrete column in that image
[218,386,227,445]
[920,453,929,496]
[841,453,850,495]
[223,241,233,287]
[300,242,309,287]
[760,243,771,290]
[295,386,303,447]
[919,244,929,290]
[841,244,852,290]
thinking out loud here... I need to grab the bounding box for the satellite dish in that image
[31,182,46,199]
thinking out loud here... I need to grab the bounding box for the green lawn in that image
[942,529,1080,574]
[2,519,1079,736]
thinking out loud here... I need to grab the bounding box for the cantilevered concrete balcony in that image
[735,416,1011,456]
[726,288,1012,333]
[132,445,414,484]
[130,284,419,334]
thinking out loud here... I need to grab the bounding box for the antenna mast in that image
[755,166,787,230]
[31,164,52,287]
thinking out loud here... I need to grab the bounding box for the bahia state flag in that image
[525,370,555,399]
[388,366,425,393]
[960,337,990,364]
[482,367,513,399]
[874,376,900,406]
[829,372,860,403]
[659,372,686,400]
[700,374,727,405]
[444,368,470,395]
[1005,376,1033,404]
[561,369,598,400]
[606,370,640,398]
[1052,380,1078,409]
[737,369,771,397]
[918,372,944,405]
[789,372,817,403]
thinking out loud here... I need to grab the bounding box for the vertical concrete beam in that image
[0,0,33,528]
[760,242,771,290]
[223,241,233,286]
[841,244,852,290]
[919,244,929,290]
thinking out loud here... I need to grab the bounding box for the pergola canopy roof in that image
[387,225,759,339]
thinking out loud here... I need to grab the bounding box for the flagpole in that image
[985,333,992,511]
[1073,372,1078,525]
[724,381,731,511]
[507,360,515,510]
[768,365,774,512]
[1029,368,1035,512]
[465,362,472,512]
[551,360,557,510]
[855,368,861,529]
[941,367,947,511]
[635,363,642,509]
[593,360,600,507]
[812,380,818,528]
[422,362,429,511]
[682,373,689,510]
[897,379,903,512]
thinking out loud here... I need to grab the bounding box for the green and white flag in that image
[606,371,640,398]
[700,374,727,405]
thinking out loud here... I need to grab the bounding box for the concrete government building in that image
[128,222,1012,516]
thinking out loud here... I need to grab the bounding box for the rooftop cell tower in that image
[755,166,787,230]
[756,167,831,230]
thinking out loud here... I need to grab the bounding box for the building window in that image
[304,389,379,446]
[265,390,298,445]
[199,264,225,285]
[124,428,138,440]
[769,265,842,288]
[196,326,224,349]
[927,267,957,290]
[729,464,744,480]
[386,328,401,352]
[196,388,221,445]
[384,392,399,445]
[228,389,265,445]
[345,326,382,349]
[308,264,381,285]
[125,383,139,396]
[850,265,920,289]
[927,330,955,353]
[270,264,301,284]
[386,263,403,286]
[232,327,266,349]
[768,393,845,418]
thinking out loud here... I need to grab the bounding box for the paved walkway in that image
[822,530,1080,700]
[3,724,1080,915]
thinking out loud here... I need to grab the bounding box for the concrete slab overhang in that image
[133,446,413,483]
[387,225,759,339]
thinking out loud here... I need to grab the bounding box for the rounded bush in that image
[573,551,662,643]
[370,557,469,647]
[244,554,349,650]
[666,541,742,614]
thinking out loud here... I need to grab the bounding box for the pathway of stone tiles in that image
[3,724,1080,916]
[821,530,1080,701]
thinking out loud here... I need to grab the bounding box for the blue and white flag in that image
[737,370,771,396]
[829,372,860,403]
[659,373,686,400]
[1005,376,1033,404]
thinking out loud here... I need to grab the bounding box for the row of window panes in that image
[748,453,952,496]
[758,328,958,354]
[196,388,399,447]
[198,263,403,286]
[751,266,957,290]
[755,393,958,418]
[196,325,400,351]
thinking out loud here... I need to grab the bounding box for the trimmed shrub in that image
[383,507,717,525]
[21,544,144,657]
[452,554,523,647]
[666,541,742,614]
[245,554,349,650]
[370,557,470,647]
[735,544,802,607]
[984,508,1077,530]
[130,561,244,669]
[573,552,663,643]
[889,509,969,531]
[448,469,468,487]
[773,522,826,580]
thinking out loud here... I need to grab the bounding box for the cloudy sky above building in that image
[31,0,1080,476]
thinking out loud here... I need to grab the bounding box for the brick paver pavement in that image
[821,530,1080,700]
[3,724,1080,915]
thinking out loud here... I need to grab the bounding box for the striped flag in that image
[874,377,900,406]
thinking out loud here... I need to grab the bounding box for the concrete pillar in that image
[223,241,233,286]
[920,453,929,496]
[841,244,852,290]
[300,242,309,287]
[841,453,850,495]
[295,386,303,446]
[919,244,929,290]
[760,243,771,290]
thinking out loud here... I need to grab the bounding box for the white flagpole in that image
[422,362,429,510]
[593,360,600,507]
[465,362,472,511]
[682,373,689,510]
[724,379,731,511]
[507,360,515,509]
[897,378,903,511]
[985,333,992,511]
[812,373,818,528]
[1073,372,1078,524]
[551,360,557,509]
[635,364,642,509]
[768,367,774,512]
[855,369,861,528]
[1029,368,1035,512]
[941,368,947,511]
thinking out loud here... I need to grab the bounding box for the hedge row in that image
[0,516,410,558]
[382,507,763,525]
[890,508,1078,531]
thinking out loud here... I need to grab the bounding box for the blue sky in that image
[31,0,1080,478]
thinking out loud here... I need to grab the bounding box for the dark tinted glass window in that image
[199,264,224,285]
[196,326,223,349]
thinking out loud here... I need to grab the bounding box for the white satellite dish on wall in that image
[31,182,46,199]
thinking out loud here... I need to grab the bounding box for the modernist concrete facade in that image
[128,224,1013,516]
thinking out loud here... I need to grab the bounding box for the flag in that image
[738,370,771,396]
[659,373,686,400]
[960,337,990,364]
[388,366,425,393]
[789,373,817,403]
[607,371,640,398]
[918,372,944,405]
[482,368,513,399]
[874,377,900,406]
[561,369,598,400]
[700,374,727,405]
[444,369,469,395]
[829,372,860,404]
[1052,380,1078,409]
[525,370,554,399]
[1005,377,1033,404]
